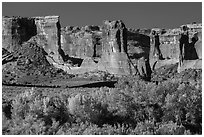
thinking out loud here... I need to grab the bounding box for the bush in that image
[2,75,202,135]
[5,88,71,134]
[156,121,187,135]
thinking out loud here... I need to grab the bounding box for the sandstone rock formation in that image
[2,15,201,82]
[61,26,102,59]
[2,16,37,53]
[149,23,202,73]
[59,21,152,77]
[127,29,151,80]
[194,32,202,59]
[2,16,73,85]
[34,16,64,64]
[99,20,136,75]
[2,16,141,77]
[177,31,202,73]
[57,20,138,75]
[2,16,64,64]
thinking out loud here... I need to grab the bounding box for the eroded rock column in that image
[34,16,63,64]
[101,20,136,75]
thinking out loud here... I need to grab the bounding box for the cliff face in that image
[2,15,201,79]
[2,16,141,76]
[194,31,202,59]
[100,20,136,75]
[59,22,152,77]
[60,26,102,59]
[149,23,202,71]
[2,16,63,63]
[2,16,66,85]
[34,16,63,63]
[59,20,138,75]
[127,29,151,79]
[2,16,37,53]
[150,23,202,59]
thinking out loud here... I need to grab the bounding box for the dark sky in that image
[2,2,202,29]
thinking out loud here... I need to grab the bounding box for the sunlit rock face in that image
[102,20,127,53]
[60,25,102,59]
[100,20,136,75]
[60,20,138,75]
[194,32,202,59]
[2,16,138,76]
[34,16,63,63]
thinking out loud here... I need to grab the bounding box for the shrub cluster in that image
[2,76,202,135]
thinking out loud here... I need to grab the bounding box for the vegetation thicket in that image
[2,70,202,135]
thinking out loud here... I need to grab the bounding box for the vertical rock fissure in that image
[57,20,66,62]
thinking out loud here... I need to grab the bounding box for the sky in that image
[2,2,202,29]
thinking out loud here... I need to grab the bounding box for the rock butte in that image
[2,15,202,79]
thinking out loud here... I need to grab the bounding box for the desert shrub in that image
[6,88,71,135]
[67,86,161,128]
[128,120,157,135]
[57,122,105,135]
[67,92,116,126]
[155,121,187,135]
[162,82,202,134]
[2,98,12,119]
[57,122,133,135]
[56,120,191,135]
[2,74,202,135]
[114,76,202,134]
[2,113,12,135]
[64,78,201,134]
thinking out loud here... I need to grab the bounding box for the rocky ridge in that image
[2,15,202,85]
